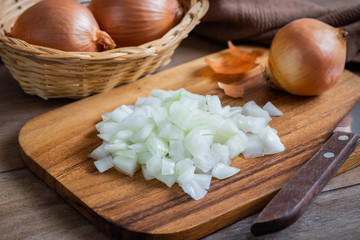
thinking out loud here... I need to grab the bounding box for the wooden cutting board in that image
[19,46,360,240]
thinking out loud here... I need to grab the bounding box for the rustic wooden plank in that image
[205,185,360,240]
[1,0,359,236]
[202,166,360,240]
[0,65,73,173]
[0,168,110,240]
[324,165,360,192]
[1,167,357,240]
[1,30,359,240]
[17,45,360,239]
[251,132,360,236]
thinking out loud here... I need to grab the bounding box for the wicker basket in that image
[0,0,209,99]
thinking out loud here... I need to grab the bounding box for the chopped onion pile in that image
[90,88,285,200]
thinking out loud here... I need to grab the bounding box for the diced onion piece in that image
[94,156,114,173]
[113,156,139,176]
[155,173,177,188]
[116,129,134,139]
[104,142,128,153]
[193,174,212,189]
[136,96,162,107]
[130,122,154,143]
[157,120,172,138]
[110,107,132,123]
[211,162,240,179]
[243,133,264,158]
[168,124,185,140]
[101,112,112,121]
[169,140,186,160]
[263,101,283,116]
[162,157,175,175]
[183,110,213,131]
[214,119,239,144]
[181,180,207,201]
[184,129,210,159]
[168,102,192,130]
[129,143,147,153]
[225,131,248,158]
[141,165,155,180]
[212,143,231,165]
[149,89,173,101]
[242,100,272,122]
[193,150,220,173]
[237,115,268,134]
[177,166,196,186]
[176,158,194,176]
[179,95,202,111]
[206,95,223,114]
[89,144,108,160]
[146,133,169,156]
[120,112,148,130]
[138,151,152,164]
[115,149,137,159]
[259,126,285,155]
[96,121,120,134]
[176,158,196,185]
[146,154,162,175]
[139,105,168,124]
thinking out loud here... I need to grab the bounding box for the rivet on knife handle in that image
[251,131,360,236]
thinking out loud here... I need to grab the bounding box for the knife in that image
[251,100,360,236]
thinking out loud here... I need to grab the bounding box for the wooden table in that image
[1,32,360,240]
[1,2,360,236]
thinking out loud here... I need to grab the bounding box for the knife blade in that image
[251,100,360,236]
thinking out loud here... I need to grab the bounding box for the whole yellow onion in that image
[266,18,347,96]
[89,0,183,47]
[11,0,116,52]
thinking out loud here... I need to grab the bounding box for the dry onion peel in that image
[218,82,245,98]
[217,70,265,98]
[266,18,347,96]
[11,0,115,52]
[228,41,265,62]
[90,88,285,200]
[206,42,264,74]
[89,0,183,47]
[205,54,258,74]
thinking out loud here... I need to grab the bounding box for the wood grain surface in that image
[251,131,360,235]
[18,46,360,239]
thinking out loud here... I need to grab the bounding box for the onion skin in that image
[11,0,115,52]
[267,18,347,96]
[89,0,183,47]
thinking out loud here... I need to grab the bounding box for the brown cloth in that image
[195,0,360,63]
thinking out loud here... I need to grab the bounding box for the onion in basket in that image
[90,89,285,200]
[11,0,116,52]
[89,0,184,47]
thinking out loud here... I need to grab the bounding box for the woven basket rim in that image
[0,0,209,61]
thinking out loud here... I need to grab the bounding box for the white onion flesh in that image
[263,101,283,116]
[211,162,240,179]
[90,88,285,200]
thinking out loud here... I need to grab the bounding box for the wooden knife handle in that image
[251,131,360,236]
